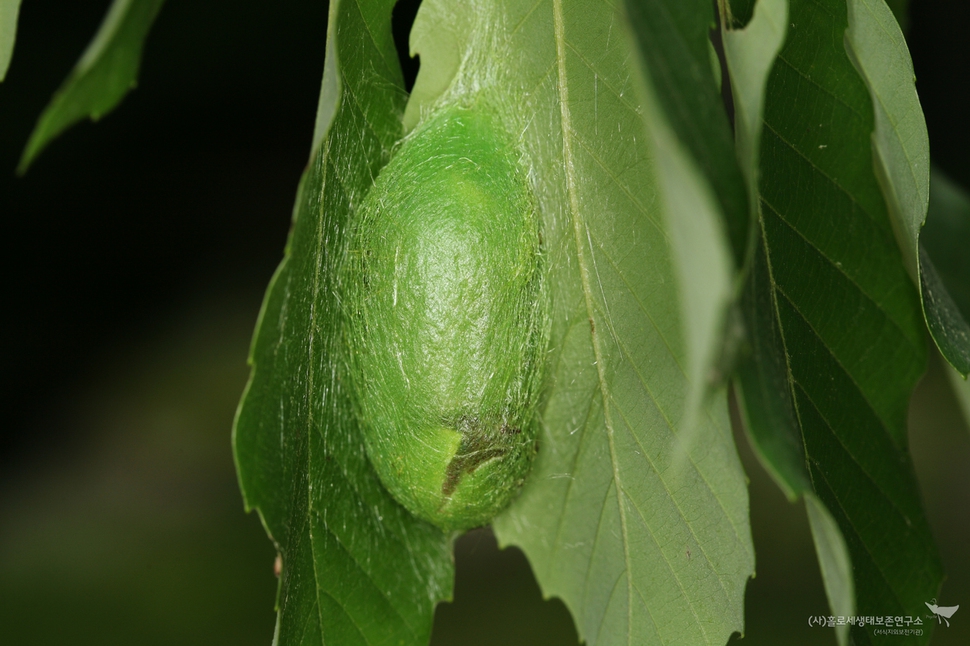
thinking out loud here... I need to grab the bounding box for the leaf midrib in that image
[552,0,634,643]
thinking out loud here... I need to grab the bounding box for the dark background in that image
[0,1,967,644]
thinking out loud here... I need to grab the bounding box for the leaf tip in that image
[15,138,41,176]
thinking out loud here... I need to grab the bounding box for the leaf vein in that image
[772,52,868,123]
[772,282,908,439]
[760,198,921,356]
[549,387,599,578]
[609,389,746,585]
[569,129,666,236]
[581,477,624,631]
[607,334,748,550]
[318,516,421,639]
[592,565,631,645]
[348,0,399,85]
[791,381,913,528]
[760,121,881,229]
[583,228,680,372]
[319,586,371,644]
[297,595,321,645]
[802,439,910,614]
[630,581,663,644]
[563,39,641,117]
[511,0,547,35]
[623,487,710,644]
[340,86,392,160]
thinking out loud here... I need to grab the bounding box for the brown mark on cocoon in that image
[441,415,511,497]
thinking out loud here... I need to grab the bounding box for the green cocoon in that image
[343,104,546,531]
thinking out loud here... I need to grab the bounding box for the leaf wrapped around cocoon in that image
[343,103,547,532]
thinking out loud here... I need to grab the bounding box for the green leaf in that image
[737,0,943,643]
[919,246,970,376]
[0,0,21,82]
[232,0,454,643]
[844,0,970,376]
[399,0,752,643]
[17,0,166,173]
